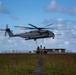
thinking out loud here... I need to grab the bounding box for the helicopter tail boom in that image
[0,25,15,37]
[6,29,14,37]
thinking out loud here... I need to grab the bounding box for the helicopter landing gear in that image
[34,39,36,41]
[52,36,54,39]
[47,31,49,36]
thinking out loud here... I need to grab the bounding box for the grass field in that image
[0,53,76,75]
[0,53,38,75]
[43,54,76,75]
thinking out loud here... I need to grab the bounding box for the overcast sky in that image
[0,0,76,52]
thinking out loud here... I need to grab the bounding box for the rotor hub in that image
[6,28,10,31]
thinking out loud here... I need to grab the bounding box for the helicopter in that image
[0,24,59,41]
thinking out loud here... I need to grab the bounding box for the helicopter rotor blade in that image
[6,24,8,29]
[5,31,7,36]
[14,26,52,30]
[28,23,54,30]
[28,24,49,30]
[44,24,53,27]
[28,24,38,29]
[0,29,5,31]
[14,26,36,29]
[15,23,55,30]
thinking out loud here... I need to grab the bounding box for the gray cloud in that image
[10,15,19,20]
[42,18,76,51]
[0,0,18,20]
[0,0,10,14]
[47,0,76,15]
[43,18,76,30]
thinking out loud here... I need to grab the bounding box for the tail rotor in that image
[0,24,10,36]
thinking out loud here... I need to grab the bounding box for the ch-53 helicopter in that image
[0,24,60,41]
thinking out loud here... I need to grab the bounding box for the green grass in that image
[1,53,76,75]
[0,54,38,75]
[43,54,76,75]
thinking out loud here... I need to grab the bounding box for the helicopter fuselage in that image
[15,30,55,40]
[0,24,55,41]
